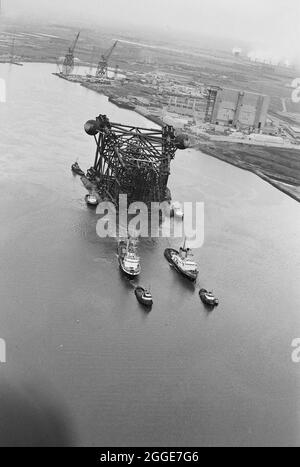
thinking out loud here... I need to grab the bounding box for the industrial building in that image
[286,125,300,142]
[204,86,270,130]
[166,86,270,130]
[167,95,206,120]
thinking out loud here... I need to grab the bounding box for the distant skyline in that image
[2,0,299,63]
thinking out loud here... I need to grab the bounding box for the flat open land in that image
[197,140,300,202]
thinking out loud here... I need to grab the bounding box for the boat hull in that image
[85,195,99,207]
[135,287,153,307]
[108,96,135,110]
[118,241,141,278]
[71,164,85,177]
[118,259,141,278]
[170,209,184,219]
[164,248,198,282]
[199,289,219,307]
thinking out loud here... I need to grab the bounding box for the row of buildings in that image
[167,86,270,130]
[125,71,272,133]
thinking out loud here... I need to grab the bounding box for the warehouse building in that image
[167,95,206,120]
[205,86,270,130]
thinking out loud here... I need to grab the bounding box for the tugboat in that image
[71,162,85,177]
[199,289,219,307]
[164,238,199,282]
[86,167,97,180]
[135,287,153,308]
[170,201,184,219]
[85,193,99,207]
[118,238,141,278]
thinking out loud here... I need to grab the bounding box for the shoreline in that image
[197,141,300,203]
[78,81,300,204]
[64,77,300,204]
[3,61,298,203]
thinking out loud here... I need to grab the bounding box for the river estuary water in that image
[0,63,299,446]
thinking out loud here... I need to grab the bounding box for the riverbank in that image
[197,139,300,202]
[80,81,164,125]
[52,72,300,203]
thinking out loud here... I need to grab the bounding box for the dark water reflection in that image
[0,377,74,446]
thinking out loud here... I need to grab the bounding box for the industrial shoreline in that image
[1,19,299,203]
[79,80,300,203]
[3,50,299,202]
[195,142,300,203]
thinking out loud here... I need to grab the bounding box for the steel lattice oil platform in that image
[82,114,187,204]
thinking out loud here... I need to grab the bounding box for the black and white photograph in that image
[0,0,299,450]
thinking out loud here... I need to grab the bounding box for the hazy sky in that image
[3,0,300,60]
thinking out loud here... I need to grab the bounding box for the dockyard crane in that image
[62,32,80,76]
[95,40,118,78]
[88,46,97,75]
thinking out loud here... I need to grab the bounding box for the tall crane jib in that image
[96,41,118,78]
[62,32,80,76]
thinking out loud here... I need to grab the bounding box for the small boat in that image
[86,167,97,180]
[71,162,85,177]
[85,193,99,207]
[199,289,219,307]
[108,96,136,111]
[170,201,184,219]
[117,238,141,278]
[164,238,199,282]
[135,287,153,308]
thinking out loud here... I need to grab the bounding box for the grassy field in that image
[197,140,300,202]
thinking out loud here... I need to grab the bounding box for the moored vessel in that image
[108,96,135,110]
